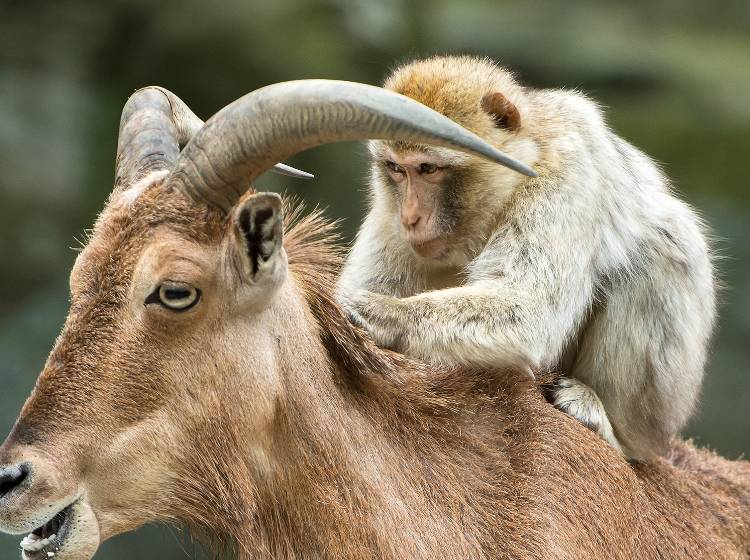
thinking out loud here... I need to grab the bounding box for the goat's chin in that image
[19,499,100,560]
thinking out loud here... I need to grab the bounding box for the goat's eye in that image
[419,163,439,175]
[385,160,404,174]
[146,282,201,311]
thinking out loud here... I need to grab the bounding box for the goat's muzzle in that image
[0,445,99,560]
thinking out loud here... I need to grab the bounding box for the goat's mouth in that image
[20,499,78,560]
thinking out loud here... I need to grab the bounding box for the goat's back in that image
[533,397,750,559]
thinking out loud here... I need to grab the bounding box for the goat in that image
[0,82,747,560]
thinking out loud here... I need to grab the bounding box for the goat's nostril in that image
[0,463,30,499]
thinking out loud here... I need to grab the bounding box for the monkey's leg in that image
[570,267,710,462]
[552,378,625,455]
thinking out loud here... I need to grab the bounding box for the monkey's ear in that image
[481,92,521,132]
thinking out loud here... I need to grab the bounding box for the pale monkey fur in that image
[338,56,716,461]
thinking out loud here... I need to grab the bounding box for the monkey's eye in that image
[418,163,439,175]
[385,160,405,174]
[145,282,201,311]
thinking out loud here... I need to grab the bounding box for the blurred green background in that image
[1,0,748,557]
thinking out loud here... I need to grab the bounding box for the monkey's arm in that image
[342,204,600,373]
[343,285,542,374]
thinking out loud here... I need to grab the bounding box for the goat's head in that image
[0,81,532,560]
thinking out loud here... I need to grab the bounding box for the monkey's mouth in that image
[409,237,447,259]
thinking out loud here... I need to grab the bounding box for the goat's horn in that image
[115,87,201,188]
[167,79,537,212]
[116,87,313,188]
[271,162,314,180]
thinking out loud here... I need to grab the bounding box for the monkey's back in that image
[523,88,717,461]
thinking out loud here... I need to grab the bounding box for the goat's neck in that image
[219,290,534,558]
[262,346,408,555]
[243,326,497,558]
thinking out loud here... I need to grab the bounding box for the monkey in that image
[336,55,716,461]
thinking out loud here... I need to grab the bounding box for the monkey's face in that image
[374,145,475,262]
[370,68,538,266]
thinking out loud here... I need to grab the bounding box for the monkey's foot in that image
[552,378,625,455]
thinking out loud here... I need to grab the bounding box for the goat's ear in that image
[481,92,521,132]
[230,192,287,299]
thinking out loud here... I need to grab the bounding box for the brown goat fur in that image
[180,196,750,559]
[0,182,748,559]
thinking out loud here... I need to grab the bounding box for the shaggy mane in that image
[282,200,395,378]
[281,199,533,414]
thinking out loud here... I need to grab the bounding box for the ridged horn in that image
[167,79,537,212]
[115,86,312,189]
[115,87,201,188]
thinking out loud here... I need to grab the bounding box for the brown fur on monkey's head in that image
[369,55,540,267]
[384,55,528,140]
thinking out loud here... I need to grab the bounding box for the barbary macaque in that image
[337,55,715,461]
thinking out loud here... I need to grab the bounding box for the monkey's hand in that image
[340,288,536,379]
[340,289,407,352]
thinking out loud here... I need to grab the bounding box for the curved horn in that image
[115,87,201,188]
[115,87,312,188]
[167,80,537,212]
[271,162,315,180]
